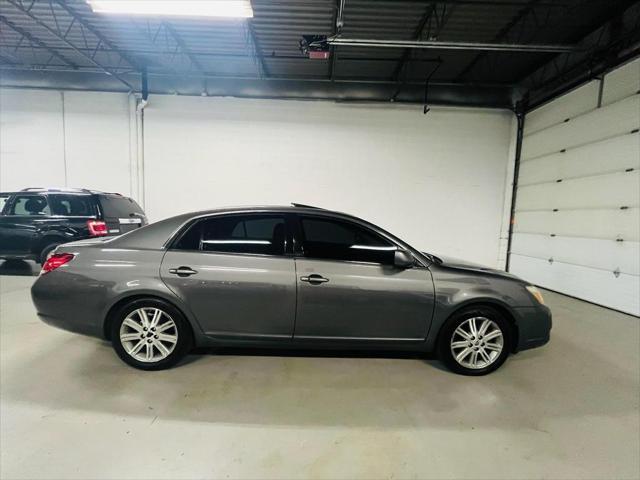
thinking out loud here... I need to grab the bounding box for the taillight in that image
[87,220,108,236]
[41,253,75,275]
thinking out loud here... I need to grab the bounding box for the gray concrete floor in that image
[1,263,639,480]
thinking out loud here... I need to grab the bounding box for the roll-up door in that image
[509,58,640,316]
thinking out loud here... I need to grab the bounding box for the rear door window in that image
[174,214,286,256]
[8,195,51,216]
[49,194,97,217]
[98,195,145,218]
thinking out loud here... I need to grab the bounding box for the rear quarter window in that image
[49,194,97,217]
[98,195,145,218]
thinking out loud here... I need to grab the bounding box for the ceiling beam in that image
[456,0,542,81]
[324,38,576,53]
[52,0,141,70]
[247,21,269,77]
[0,50,24,65]
[254,0,567,6]
[0,64,514,87]
[0,15,77,68]
[0,66,515,109]
[521,1,640,109]
[161,22,205,74]
[0,45,451,63]
[390,3,439,81]
[5,0,136,90]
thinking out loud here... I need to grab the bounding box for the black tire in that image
[39,243,61,265]
[110,298,193,371]
[437,305,512,376]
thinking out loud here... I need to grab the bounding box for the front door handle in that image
[300,274,329,285]
[169,266,198,277]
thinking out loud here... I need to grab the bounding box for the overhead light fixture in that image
[86,0,253,18]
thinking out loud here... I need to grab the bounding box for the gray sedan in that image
[31,205,551,375]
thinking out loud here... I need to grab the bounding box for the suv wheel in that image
[437,306,511,376]
[39,243,61,265]
[110,299,192,370]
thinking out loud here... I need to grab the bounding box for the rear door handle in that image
[300,274,329,284]
[169,266,198,277]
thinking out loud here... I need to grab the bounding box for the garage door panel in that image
[512,61,640,315]
[524,81,599,136]
[516,171,640,210]
[522,95,640,160]
[518,132,640,185]
[511,233,640,276]
[601,58,640,106]
[514,208,640,241]
[509,254,640,316]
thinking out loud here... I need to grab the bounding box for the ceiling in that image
[1,0,639,109]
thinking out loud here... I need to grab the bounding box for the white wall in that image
[0,89,136,196]
[0,88,515,268]
[510,57,640,316]
[143,97,514,267]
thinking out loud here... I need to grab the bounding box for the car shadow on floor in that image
[0,260,39,276]
[4,328,638,431]
[191,346,449,372]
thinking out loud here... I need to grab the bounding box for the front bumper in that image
[513,304,552,352]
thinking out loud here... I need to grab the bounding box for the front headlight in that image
[525,285,545,305]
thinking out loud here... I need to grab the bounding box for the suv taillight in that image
[41,253,75,275]
[87,220,108,236]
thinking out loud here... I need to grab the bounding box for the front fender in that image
[425,265,537,350]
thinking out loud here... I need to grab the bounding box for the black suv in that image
[0,188,147,264]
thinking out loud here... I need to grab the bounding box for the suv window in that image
[9,195,51,216]
[174,214,286,256]
[99,195,145,218]
[49,194,97,217]
[300,216,396,264]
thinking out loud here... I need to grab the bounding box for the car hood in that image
[425,253,523,282]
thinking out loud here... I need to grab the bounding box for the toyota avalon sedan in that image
[31,205,551,375]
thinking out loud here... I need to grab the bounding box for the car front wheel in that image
[111,299,192,370]
[437,306,512,376]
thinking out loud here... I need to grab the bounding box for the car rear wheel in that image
[437,306,511,376]
[110,299,192,370]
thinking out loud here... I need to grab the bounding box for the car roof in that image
[15,188,125,196]
[163,205,365,221]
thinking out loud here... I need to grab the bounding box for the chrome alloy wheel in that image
[450,316,504,370]
[119,308,178,363]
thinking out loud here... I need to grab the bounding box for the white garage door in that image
[510,58,640,316]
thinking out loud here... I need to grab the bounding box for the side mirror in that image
[394,249,414,268]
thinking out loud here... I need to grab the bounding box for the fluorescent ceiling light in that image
[86,0,253,18]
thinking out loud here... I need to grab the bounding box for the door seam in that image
[292,257,298,339]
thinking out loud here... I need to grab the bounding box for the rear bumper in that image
[31,272,104,338]
[513,304,552,352]
[36,312,102,338]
